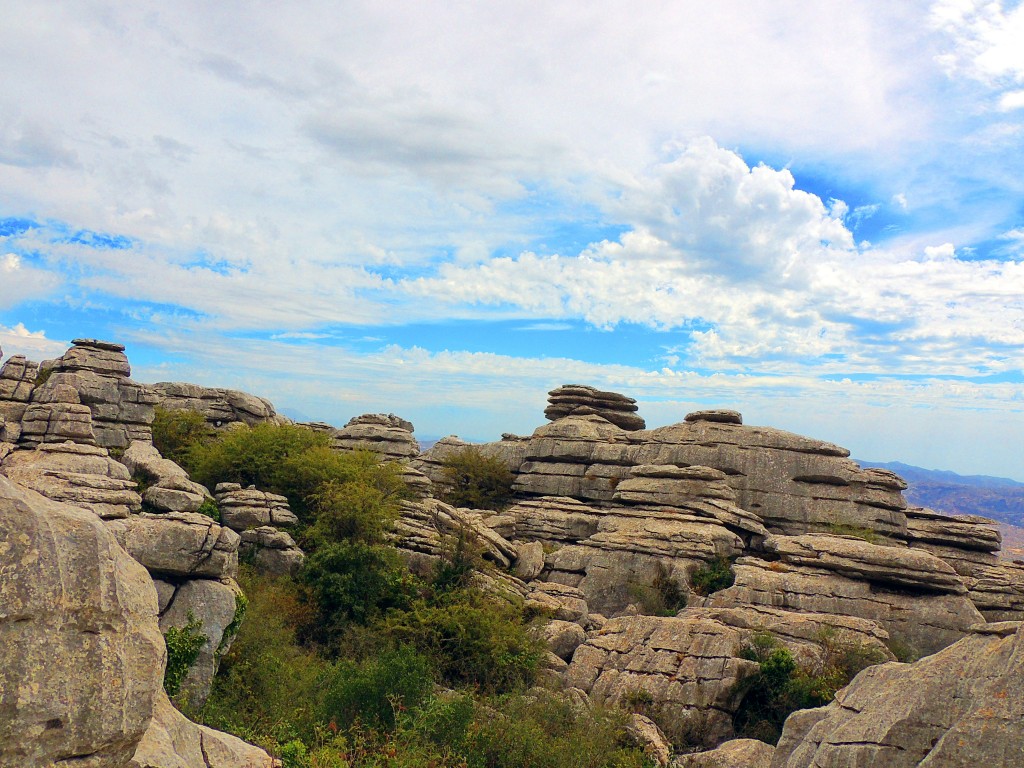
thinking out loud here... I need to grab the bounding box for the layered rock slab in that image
[544,384,646,431]
[770,622,1024,768]
[565,614,759,747]
[0,475,165,767]
[150,381,282,429]
[331,413,420,460]
[106,511,240,579]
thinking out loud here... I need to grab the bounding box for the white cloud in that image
[0,323,67,359]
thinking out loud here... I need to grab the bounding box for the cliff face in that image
[4,338,1024,766]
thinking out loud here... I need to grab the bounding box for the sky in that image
[1,1,1023,479]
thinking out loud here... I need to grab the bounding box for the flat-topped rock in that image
[708,556,984,655]
[239,526,305,577]
[120,440,210,513]
[2,441,141,519]
[545,384,646,431]
[764,533,966,594]
[963,560,1024,622]
[332,412,420,460]
[905,506,1001,552]
[60,338,131,377]
[18,401,97,446]
[215,486,297,530]
[105,511,240,579]
[150,381,282,429]
[0,354,38,402]
[684,409,743,425]
[71,338,126,352]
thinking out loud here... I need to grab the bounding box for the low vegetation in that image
[163,613,207,698]
[733,630,889,744]
[689,555,735,596]
[164,420,651,767]
[439,447,514,510]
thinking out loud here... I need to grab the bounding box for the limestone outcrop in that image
[26,339,159,450]
[566,615,759,747]
[239,526,305,577]
[332,413,420,460]
[0,475,165,768]
[121,441,212,514]
[770,622,1024,767]
[394,497,519,570]
[150,381,283,429]
[106,511,240,579]
[215,483,298,531]
[0,354,37,442]
[2,441,142,519]
[544,384,646,431]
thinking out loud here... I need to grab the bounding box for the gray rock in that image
[0,475,164,768]
[393,497,519,569]
[150,381,283,429]
[540,619,587,660]
[332,412,420,460]
[130,690,274,768]
[514,540,546,581]
[106,511,240,579]
[545,384,646,431]
[708,556,984,655]
[159,578,241,710]
[627,714,673,767]
[684,409,744,426]
[676,738,773,768]
[216,486,297,531]
[239,526,306,578]
[2,441,142,518]
[565,615,759,747]
[0,354,38,402]
[770,623,1024,767]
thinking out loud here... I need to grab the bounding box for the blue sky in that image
[2,1,1023,479]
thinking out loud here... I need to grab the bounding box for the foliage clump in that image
[689,555,735,596]
[439,447,514,510]
[164,613,207,697]
[151,407,212,466]
[733,630,889,744]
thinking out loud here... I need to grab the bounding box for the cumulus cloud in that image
[0,322,67,359]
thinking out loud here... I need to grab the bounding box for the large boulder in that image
[0,475,164,767]
[331,413,420,460]
[215,484,297,531]
[239,526,305,577]
[565,614,759,747]
[121,441,211,514]
[28,339,159,450]
[105,511,240,579]
[770,622,1024,767]
[2,441,142,519]
[0,354,38,442]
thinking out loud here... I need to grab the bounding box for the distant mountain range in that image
[860,460,1024,559]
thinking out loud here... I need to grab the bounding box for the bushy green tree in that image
[439,448,514,510]
[151,407,212,466]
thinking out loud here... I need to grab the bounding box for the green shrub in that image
[200,568,325,743]
[32,366,53,389]
[185,423,330,501]
[301,541,420,635]
[152,407,212,466]
[690,555,735,596]
[439,448,514,510]
[381,590,542,693]
[307,470,406,547]
[217,591,249,658]
[431,523,485,593]
[164,613,207,697]
[734,630,889,744]
[197,497,221,522]
[321,645,435,732]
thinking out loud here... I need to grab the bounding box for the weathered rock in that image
[633,421,908,537]
[413,434,530,489]
[121,441,211,514]
[216,486,297,531]
[332,413,420,460]
[2,441,142,518]
[627,714,673,767]
[545,384,646,431]
[0,353,38,402]
[130,690,275,768]
[0,474,165,768]
[525,581,591,623]
[159,579,241,710]
[150,381,283,429]
[763,533,965,594]
[28,340,160,450]
[770,623,1024,768]
[684,409,744,426]
[675,738,773,768]
[393,497,519,569]
[963,560,1024,622]
[19,400,97,446]
[905,506,1001,552]
[106,511,240,579]
[708,557,984,655]
[539,619,588,660]
[239,526,306,577]
[565,615,759,747]
[513,540,546,581]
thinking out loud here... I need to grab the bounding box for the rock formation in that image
[331,413,420,460]
[215,483,298,531]
[150,381,283,429]
[545,384,646,431]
